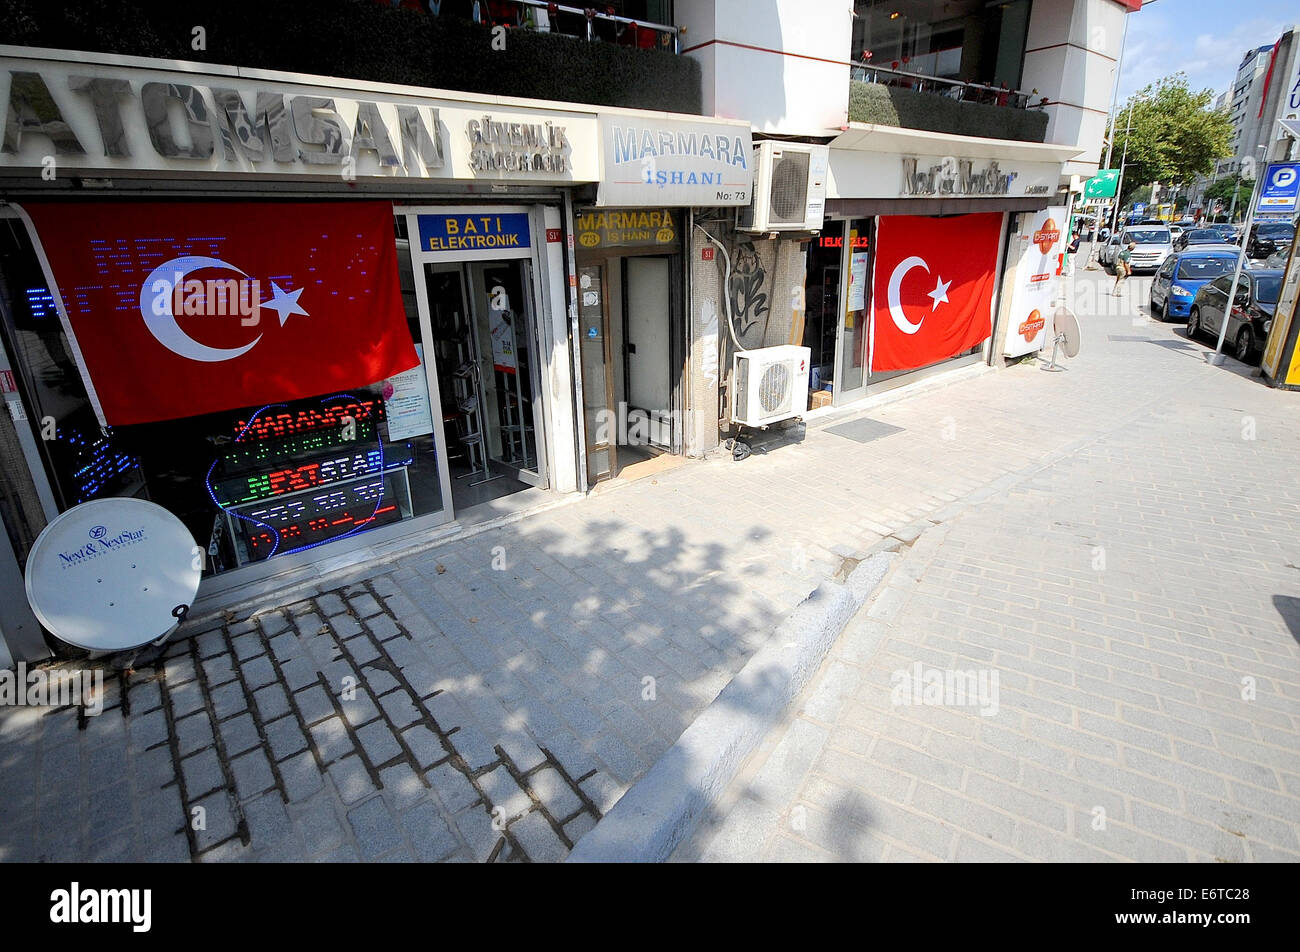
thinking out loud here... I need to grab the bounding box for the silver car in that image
[1102,226,1172,273]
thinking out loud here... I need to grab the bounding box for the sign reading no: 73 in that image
[1259,163,1300,213]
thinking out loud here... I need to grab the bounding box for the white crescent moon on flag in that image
[887,256,929,335]
[138,256,261,363]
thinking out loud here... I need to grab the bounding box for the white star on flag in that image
[927,276,951,311]
[262,282,309,326]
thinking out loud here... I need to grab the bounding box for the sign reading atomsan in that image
[597,114,753,207]
[0,54,600,183]
[901,156,1019,197]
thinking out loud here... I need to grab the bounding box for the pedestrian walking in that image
[1113,240,1134,295]
[1064,233,1082,275]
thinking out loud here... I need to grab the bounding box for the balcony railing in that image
[850,63,1046,112]
[380,0,680,52]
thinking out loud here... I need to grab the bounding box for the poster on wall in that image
[488,284,519,374]
[1003,206,1066,358]
[870,213,1002,373]
[847,251,870,311]
[383,344,434,440]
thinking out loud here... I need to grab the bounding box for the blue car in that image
[1148,249,1240,321]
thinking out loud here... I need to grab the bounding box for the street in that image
[2,262,1298,862]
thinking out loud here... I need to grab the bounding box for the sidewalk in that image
[4,268,1293,862]
[682,272,1300,862]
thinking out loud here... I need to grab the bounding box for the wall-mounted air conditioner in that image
[737,142,829,232]
[732,345,811,427]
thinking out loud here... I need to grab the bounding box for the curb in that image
[565,549,896,863]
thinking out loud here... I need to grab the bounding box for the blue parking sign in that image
[1259,163,1300,213]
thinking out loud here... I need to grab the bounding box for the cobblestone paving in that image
[5,265,1296,862]
[683,267,1300,862]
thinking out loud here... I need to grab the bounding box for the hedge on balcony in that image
[849,81,1048,143]
[0,0,702,115]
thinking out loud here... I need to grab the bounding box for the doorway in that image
[422,259,547,512]
[623,255,673,451]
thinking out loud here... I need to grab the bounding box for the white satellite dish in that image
[1043,306,1081,370]
[24,498,201,654]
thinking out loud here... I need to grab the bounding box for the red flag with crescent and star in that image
[21,201,418,426]
[870,213,1002,373]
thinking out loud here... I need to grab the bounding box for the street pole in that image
[1111,100,1135,233]
[1210,167,1264,365]
[1103,11,1131,174]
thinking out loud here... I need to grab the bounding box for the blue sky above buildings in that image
[1117,0,1299,103]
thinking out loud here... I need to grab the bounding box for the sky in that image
[1115,0,1300,105]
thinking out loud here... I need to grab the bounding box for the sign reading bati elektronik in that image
[597,115,753,207]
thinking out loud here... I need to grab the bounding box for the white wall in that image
[1020,0,1129,178]
[679,0,852,135]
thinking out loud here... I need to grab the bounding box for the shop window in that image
[0,215,445,578]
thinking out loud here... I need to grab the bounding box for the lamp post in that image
[1111,97,1137,233]
[1210,159,1265,365]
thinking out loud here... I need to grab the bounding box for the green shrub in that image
[849,81,1048,143]
[0,0,702,114]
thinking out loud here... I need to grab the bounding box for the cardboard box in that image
[810,390,833,409]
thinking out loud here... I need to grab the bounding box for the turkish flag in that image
[871,213,1002,373]
[22,201,418,426]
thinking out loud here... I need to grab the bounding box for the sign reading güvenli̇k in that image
[20,201,418,426]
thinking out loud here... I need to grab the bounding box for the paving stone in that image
[265,715,308,761]
[294,794,346,855]
[527,767,583,820]
[309,716,354,764]
[202,653,237,687]
[328,756,377,804]
[251,680,289,718]
[127,708,171,752]
[479,766,531,822]
[348,593,383,618]
[294,685,337,725]
[191,791,237,852]
[279,751,324,801]
[181,749,225,799]
[564,811,598,845]
[230,749,276,802]
[230,632,264,662]
[208,680,248,722]
[509,809,568,862]
[175,712,215,757]
[377,690,422,729]
[368,615,402,640]
[327,613,363,639]
[347,796,403,860]
[402,801,461,861]
[427,762,480,814]
[379,763,428,810]
[218,713,261,758]
[402,724,446,769]
[355,720,404,766]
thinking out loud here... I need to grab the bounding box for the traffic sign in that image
[1083,170,1121,199]
[1132,202,1147,213]
[1259,162,1300,213]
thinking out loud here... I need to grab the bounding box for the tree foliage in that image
[1107,74,1233,206]
[1204,175,1255,209]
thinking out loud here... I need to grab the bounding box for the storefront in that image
[576,113,753,481]
[0,47,612,662]
[814,124,1079,407]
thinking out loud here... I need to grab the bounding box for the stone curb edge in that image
[565,550,897,863]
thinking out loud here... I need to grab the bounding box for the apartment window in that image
[853,0,1033,89]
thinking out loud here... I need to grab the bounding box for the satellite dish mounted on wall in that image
[25,498,202,665]
[1043,306,1081,371]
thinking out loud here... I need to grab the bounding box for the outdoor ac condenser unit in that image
[731,345,811,427]
[738,142,829,232]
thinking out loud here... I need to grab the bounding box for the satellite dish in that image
[1042,306,1081,370]
[24,498,201,654]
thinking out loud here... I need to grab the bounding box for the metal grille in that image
[758,361,791,414]
[769,152,810,222]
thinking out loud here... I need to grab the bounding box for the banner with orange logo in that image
[1003,206,1066,358]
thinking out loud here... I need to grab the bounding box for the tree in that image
[1106,74,1233,208]
[1204,174,1255,211]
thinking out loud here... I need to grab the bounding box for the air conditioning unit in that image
[738,142,829,232]
[732,345,811,427]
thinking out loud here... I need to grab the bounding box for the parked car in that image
[1169,224,1184,243]
[1245,221,1295,259]
[1175,228,1225,251]
[1102,225,1173,273]
[1186,268,1283,363]
[1208,223,1237,243]
[1148,250,1239,321]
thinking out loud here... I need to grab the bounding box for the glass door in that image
[465,260,547,489]
[835,217,874,405]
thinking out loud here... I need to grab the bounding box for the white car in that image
[1105,225,1173,273]
[1169,224,1184,242]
